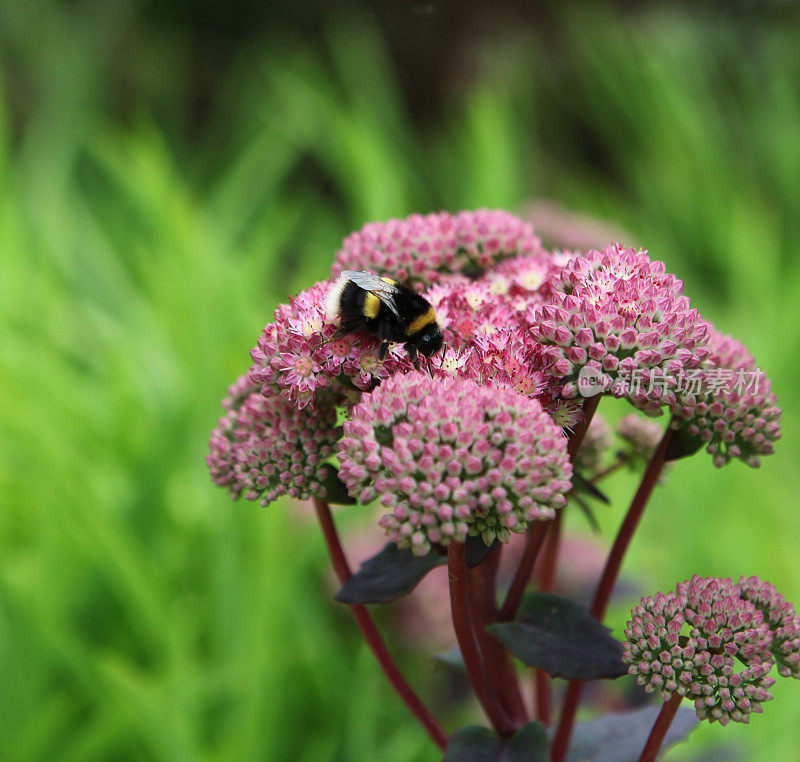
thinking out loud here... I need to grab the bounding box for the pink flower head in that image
[528,244,709,413]
[485,253,559,297]
[574,414,613,476]
[207,375,341,504]
[616,413,672,481]
[738,576,800,679]
[332,210,542,286]
[669,326,781,468]
[624,575,781,726]
[425,278,578,424]
[338,371,572,556]
[617,413,663,458]
[248,280,414,408]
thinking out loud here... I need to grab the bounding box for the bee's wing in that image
[341,270,402,319]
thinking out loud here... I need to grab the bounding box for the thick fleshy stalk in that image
[592,457,626,482]
[448,543,516,736]
[567,395,602,460]
[551,425,674,762]
[498,520,549,621]
[467,551,529,728]
[535,667,553,727]
[499,395,600,623]
[638,694,682,762]
[528,396,601,727]
[313,498,448,750]
[534,510,563,726]
[590,424,674,620]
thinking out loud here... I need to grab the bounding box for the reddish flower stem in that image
[550,424,674,762]
[592,457,627,482]
[566,395,602,460]
[532,509,563,726]
[522,395,599,728]
[467,550,528,728]
[590,425,674,620]
[312,498,448,751]
[498,520,549,621]
[638,694,682,762]
[534,668,553,726]
[448,543,517,736]
[550,681,583,760]
[499,395,601,624]
[539,511,563,594]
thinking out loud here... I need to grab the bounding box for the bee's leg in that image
[339,319,363,336]
[378,341,389,360]
[407,343,420,370]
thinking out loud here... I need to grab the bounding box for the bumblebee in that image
[326,270,444,365]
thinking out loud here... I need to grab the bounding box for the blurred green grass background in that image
[1,1,799,760]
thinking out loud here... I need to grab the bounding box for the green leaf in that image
[316,466,357,505]
[335,543,446,605]
[563,705,698,761]
[664,425,704,462]
[443,723,549,762]
[466,534,499,568]
[487,593,627,680]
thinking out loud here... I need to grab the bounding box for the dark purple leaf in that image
[664,425,703,462]
[562,704,698,761]
[498,722,548,761]
[466,534,498,568]
[335,543,446,605]
[487,592,627,680]
[572,472,610,504]
[443,723,548,762]
[433,646,466,671]
[572,495,601,534]
[317,466,357,505]
[443,727,498,761]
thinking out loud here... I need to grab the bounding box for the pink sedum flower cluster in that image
[207,375,341,504]
[623,575,800,725]
[424,273,588,428]
[669,326,781,467]
[338,372,572,556]
[529,244,710,413]
[209,209,782,563]
[332,209,542,285]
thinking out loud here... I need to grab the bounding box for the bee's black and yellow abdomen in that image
[336,281,406,340]
[329,271,444,361]
[406,306,437,335]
